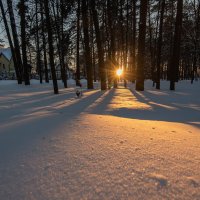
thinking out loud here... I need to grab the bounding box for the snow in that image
[0,79,200,199]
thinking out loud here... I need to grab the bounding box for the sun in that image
[116,69,123,76]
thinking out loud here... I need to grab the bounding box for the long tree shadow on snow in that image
[0,89,106,163]
[87,87,200,129]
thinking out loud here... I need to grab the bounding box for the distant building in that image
[0,47,14,74]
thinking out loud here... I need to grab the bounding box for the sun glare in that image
[116,69,123,76]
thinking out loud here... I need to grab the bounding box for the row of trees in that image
[0,0,199,93]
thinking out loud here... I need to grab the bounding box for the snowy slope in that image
[0,80,200,200]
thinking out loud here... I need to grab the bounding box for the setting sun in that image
[116,69,123,76]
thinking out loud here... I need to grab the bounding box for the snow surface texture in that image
[0,80,200,200]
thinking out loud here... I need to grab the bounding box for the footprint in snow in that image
[187,177,199,188]
[149,173,168,188]
[135,147,140,151]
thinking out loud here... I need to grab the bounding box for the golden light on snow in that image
[116,69,123,76]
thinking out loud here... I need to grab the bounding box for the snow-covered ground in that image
[0,79,200,200]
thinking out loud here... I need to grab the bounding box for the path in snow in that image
[0,80,200,200]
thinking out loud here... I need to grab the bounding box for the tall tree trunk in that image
[44,0,59,94]
[90,12,97,82]
[19,0,30,85]
[149,1,160,86]
[107,0,117,88]
[60,0,68,88]
[82,0,93,89]
[191,0,200,84]
[40,0,49,83]
[132,0,137,82]
[124,0,129,88]
[52,0,68,88]
[136,0,148,91]
[169,0,183,90]
[51,2,62,81]
[156,0,165,89]
[35,0,42,84]
[0,0,22,84]
[7,0,23,83]
[90,0,107,90]
[76,0,81,85]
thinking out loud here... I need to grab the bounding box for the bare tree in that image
[90,0,107,90]
[82,0,93,89]
[7,0,23,83]
[136,0,148,91]
[169,0,183,90]
[0,0,22,84]
[44,0,59,94]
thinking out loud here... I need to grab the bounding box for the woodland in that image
[0,0,199,93]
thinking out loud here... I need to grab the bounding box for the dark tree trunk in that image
[132,0,137,82]
[40,1,49,83]
[167,0,175,81]
[51,1,64,86]
[136,0,148,91]
[90,13,97,82]
[0,0,22,84]
[149,1,160,86]
[191,1,200,84]
[20,0,30,85]
[7,0,23,83]
[169,0,183,90]
[82,0,93,89]
[124,0,129,87]
[156,0,165,89]
[44,0,59,94]
[107,0,117,88]
[60,0,68,88]
[90,0,107,90]
[35,0,42,84]
[76,0,81,85]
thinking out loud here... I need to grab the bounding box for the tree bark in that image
[7,0,23,83]
[0,0,22,84]
[136,0,148,91]
[82,0,93,89]
[35,0,42,84]
[76,0,81,85]
[40,0,49,83]
[169,0,183,90]
[132,0,137,82]
[156,0,165,89]
[90,0,107,90]
[44,0,59,94]
[60,0,68,88]
[20,0,30,85]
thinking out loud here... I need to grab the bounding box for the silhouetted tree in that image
[44,0,59,94]
[136,0,148,91]
[169,0,183,90]
[82,0,93,89]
